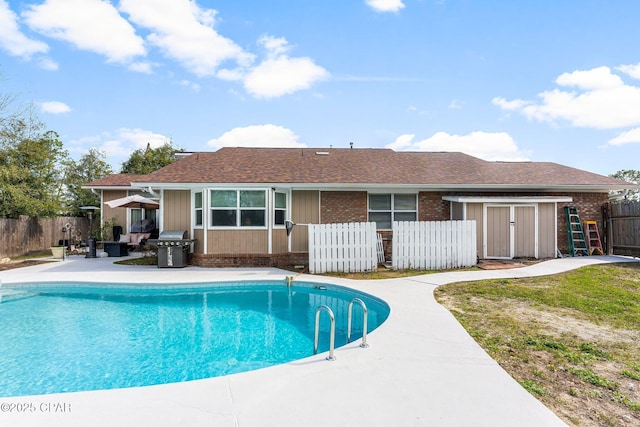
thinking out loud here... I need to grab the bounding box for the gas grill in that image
[147,230,195,268]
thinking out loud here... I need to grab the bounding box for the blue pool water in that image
[0,281,389,397]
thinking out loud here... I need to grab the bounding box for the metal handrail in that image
[347,298,369,348]
[314,305,336,361]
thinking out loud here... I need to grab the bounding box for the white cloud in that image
[494,66,640,129]
[39,101,71,114]
[366,0,405,13]
[128,62,154,74]
[386,131,531,161]
[0,0,48,58]
[608,128,640,146]
[556,66,623,90]
[23,0,145,63]
[617,63,640,80]
[491,97,531,111]
[242,35,329,98]
[207,124,306,149]
[178,79,201,92]
[70,128,171,169]
[37,57,58,71]
[119,0,252,77]
[118,128,171,150]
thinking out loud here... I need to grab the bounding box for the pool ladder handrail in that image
[347,298,369,348]
[314,305,336,361]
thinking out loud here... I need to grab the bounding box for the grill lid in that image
[158,230,188,240]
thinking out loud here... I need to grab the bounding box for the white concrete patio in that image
[1,255,636,426]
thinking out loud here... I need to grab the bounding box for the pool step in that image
[0,289,37,303]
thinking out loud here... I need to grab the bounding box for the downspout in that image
[268,189,273,255]
[146,186,159,197]
[203,190,208,255]
[158,189,164,231]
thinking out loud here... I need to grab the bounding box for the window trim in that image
[368,193,418,230]
[273,191,287,228]
[193,191,204,229]
[209,189,268,229]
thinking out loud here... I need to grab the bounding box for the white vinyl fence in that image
[308,222,378,274]
[392,220,477,270]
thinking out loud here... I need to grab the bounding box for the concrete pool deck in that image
[1,255,637,426]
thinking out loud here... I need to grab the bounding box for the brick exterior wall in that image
[418,192,450,221]
[190,190,609,266]
[420,190,609,256]
[557,192,609,255]
[191,252,308,270]
[320,191,368,223]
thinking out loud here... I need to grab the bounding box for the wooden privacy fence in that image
[605,202,640,257]
[0,216,89,259]
[392,220,477,270]
[308,222,378,274]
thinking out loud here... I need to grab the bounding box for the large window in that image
[210,190,266,227]
[368,194,417,229]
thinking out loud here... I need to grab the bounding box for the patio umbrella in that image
[104,194,159,210]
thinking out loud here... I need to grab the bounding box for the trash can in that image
[86,237,97,258]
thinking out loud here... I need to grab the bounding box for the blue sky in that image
[1,0,639,176]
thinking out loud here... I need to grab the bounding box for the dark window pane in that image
[195,192,202,209]
[240,191,265,207]
[274,209,285,225]
[211,191,236,208]
[395,212,417,222]
[369,194,391,210]
[241,210,265,226]
[394,194,416,210]
[369,212,392,230]
[195,210,203,226]
[212,210,236,226]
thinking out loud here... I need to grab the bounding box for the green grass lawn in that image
[434,262,640,427]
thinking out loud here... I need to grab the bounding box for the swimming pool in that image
[0,281,389,397]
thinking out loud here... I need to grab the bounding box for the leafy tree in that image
[609,169,640,202]
[0,124,69,218]
[62,148,113,216]
[0,73,70,218]
[120,140,183,174]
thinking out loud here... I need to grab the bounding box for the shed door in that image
[485,205,537,259]
[514,206,536,257]
[486,206,511,258]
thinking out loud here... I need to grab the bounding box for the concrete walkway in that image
[1,255,637,426]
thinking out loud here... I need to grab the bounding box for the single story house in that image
[84,147,634,268]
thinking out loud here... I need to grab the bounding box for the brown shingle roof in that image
[84,148,632,189]
[85,174,148,187]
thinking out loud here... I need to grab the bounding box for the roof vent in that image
[315,151,329,156]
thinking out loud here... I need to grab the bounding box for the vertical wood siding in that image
[486,206,510,258]
[538,203,557,258]
[102,190,128,231]
[163,190,191,237]
[207,230,268,253]
[292,190,319,252]
[514,206,536,257]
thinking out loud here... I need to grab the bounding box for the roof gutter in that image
[88,182,640,193]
